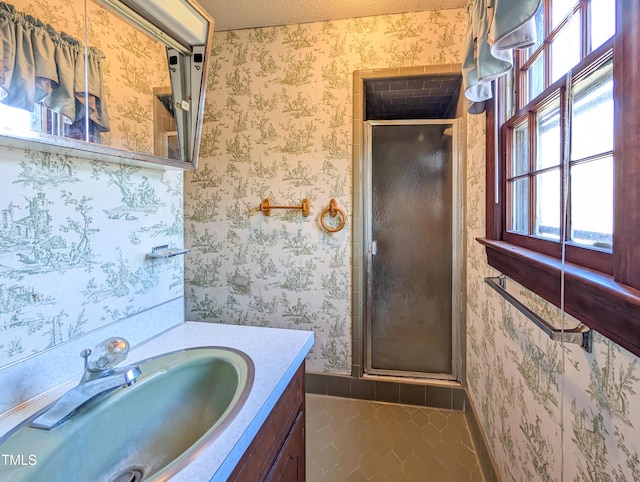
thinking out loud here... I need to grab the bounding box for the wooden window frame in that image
[504,43,614,273]
[478,0,640,358]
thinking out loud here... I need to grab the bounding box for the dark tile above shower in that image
[365,74,462,120]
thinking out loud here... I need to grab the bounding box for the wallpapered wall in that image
[465,115,640,480]
[0,0,182,367]
[0,148,183,368]
[186,9,640,482]
[184,9,466,373]
[9,0,168,153]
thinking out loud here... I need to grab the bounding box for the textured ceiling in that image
[198,0,468,31]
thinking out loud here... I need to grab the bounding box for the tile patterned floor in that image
[306,394,485,482]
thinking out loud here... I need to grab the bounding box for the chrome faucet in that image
[30,337,141,430]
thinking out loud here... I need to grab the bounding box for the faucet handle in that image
[84,337,131,372]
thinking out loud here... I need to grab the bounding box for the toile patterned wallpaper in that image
[184,9,466,373]
[185,8,640,481]
[465,113,640,481]
[1,3,636,478]
[0,146,184,367]
[0,0,182,369]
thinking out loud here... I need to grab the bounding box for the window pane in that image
[526,54,545,103]
[509,178,529,234]
[525,6,545,60]
[0,104,33,132]
[552,0,577,29]
[511,122,529,176]
[591,0,616,50]
[551,14,581,83]
[535,170,560,240]
[570,158,613,249]
[536,101,561,170]
[571,60,613,160]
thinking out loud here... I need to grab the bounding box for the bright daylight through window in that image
[504,0,615,265]
[0,103,33,132]
[480,0,640,358]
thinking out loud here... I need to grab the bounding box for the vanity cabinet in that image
[228,362,306,482]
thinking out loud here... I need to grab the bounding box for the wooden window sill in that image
[477,238,640,357]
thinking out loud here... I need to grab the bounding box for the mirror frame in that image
[0,0,214,170]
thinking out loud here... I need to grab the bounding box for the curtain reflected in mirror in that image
[0,2,109,142]
[0,0,180,162]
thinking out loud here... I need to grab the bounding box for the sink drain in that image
[111,465,145,482]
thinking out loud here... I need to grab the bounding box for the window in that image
[480,0,640,357]
[0,102,101,142]
[505,0,615,271]
[0,104,33,132]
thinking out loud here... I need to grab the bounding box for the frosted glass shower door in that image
[365,121,459,378]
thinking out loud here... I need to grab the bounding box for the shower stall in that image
[363,120,462,380]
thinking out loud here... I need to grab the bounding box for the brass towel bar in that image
[259,198,310,217]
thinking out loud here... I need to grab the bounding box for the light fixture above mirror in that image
[104,0,210,48]
[97,0,214,168]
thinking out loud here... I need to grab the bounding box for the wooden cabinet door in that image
[265,411,305,482]
[228,363,305,482]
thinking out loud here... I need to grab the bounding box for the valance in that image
[462,0,541,114]
[0,1,109,133]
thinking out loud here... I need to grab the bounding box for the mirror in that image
[0,0,213,169]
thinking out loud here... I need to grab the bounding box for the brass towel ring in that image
[320,199,346,233]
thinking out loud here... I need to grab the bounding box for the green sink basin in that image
[0,347,254,481]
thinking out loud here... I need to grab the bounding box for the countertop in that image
[0,321,314,481]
